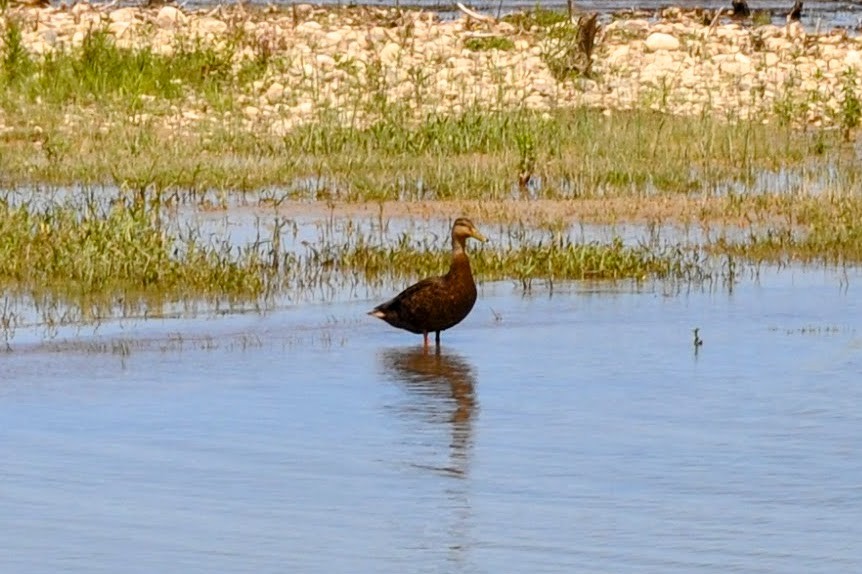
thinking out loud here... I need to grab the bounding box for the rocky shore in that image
[3,2,862,131]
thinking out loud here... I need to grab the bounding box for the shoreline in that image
[2,2,862,130]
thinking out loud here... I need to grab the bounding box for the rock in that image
[619,19,650,33]
[316,53,336,69]
[296,101,314,115]
[323,30,343,48]
[156,6,188,30]
[29,39,51,55]
[645,32,680,52]
[296,21,322,34]
[845,50,862,69]
[70,2,90,16]
[243,106,260,119]
[292,4,314,18]
[108,21,132,39]
[196,17,228,36]
[40,29,58,45]
[265,82,285,104]
[109,8,138,24]
[379,42,401,65]
[524,93,548,109]
[607,45,630,67]
[270,119,294,137]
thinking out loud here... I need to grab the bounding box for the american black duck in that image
[369,218,486,348]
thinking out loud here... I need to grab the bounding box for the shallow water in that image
[2,267,861,573]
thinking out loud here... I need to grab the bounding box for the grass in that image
[2,103,857,199]
[304,228,706,292]
[463,36,515,52]
[2,3,862,326]
[710,194,862,265]
[0,189,711,311]
[0,192,272,305]
[0,22,260,109]
[1,6,860,200]
[502,8,597,80]
[4,186,862,344]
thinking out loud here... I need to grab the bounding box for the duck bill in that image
[471,230,488,242]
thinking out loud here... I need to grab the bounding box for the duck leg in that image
[423,332,429,348]
[435,331,441,347]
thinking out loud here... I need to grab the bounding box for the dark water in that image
[2,267,861,573]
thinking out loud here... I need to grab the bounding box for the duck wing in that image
[370,276,448,332]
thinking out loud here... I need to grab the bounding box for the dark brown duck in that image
[369,218,487,348]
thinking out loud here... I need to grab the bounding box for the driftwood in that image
[455,2,496,23]
[575,12,599,77]
[731,0,751,18]
[787,0,803,22]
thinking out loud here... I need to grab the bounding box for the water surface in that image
[2,267,861,572]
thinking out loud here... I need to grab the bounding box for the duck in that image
[369,218,487,348]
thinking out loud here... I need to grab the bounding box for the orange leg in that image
[423,332,429,348]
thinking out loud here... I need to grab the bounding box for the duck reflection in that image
[380,347,477,478]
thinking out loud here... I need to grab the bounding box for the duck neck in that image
[448,236,472,279]
[452,235,466,256]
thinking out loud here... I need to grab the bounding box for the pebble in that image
[2,3,860,132]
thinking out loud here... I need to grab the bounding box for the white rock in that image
[379,42,401,65]
[270,119,294,137]
[265,82,285,104]
[29,39,51,55]
[108,21,131,39]
[845,50,862,69]
[644,32,680,52]
[607,45,630,67]
[620,19,650,33]
[316,53,336,69]
[70,2,90,16]
[109,7,138,23]
[40,29,58,45]
[297,101,314,115]
[323,30,343,47]
[156,6,188,30]
[243,106,260,119]
[196,17,228,36]
[294,20,321,36]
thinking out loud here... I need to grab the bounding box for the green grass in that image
[0,193,272,304]
[0,23,264,109]
[323,233,705,291]
[711,194,862,264]
[2,104,856,199]
[464,36,515,52]
[1,8,859,199]
[0,189,710,310]
[503,7,570,30]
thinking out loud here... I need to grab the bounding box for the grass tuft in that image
[306,228,706,292]
[0,193,271,304]
[463,36,515,52]
[1,18,34,87]
[713,194,862,264]
[3,27,256,107]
